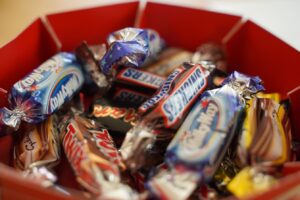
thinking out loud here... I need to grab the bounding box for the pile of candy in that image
[0,27,295,200]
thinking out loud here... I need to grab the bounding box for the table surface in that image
[0,0,299,51]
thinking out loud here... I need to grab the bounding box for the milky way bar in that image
[146,71,265,200]
[0,52,84,131]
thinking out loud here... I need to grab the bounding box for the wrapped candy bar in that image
[146,71,264,200]
[111,87,150,108]
[227,166,278,198]
[120,62,220,171]
[76,42,111,94]
[14,115,60,188]
[13,112,94,199]
[90,98,138,147]
[60,112,138,199]
[209,93,289,194]
[14,115,60,170]
[192,42,227,72]
[0,52,84,131]
[236,96,292,168]
[90,98,138,134]
[223,94,293,198]
[144,47,193,77]
[100,27,165,75]
[75,27,164,97]
[114,67,166,95]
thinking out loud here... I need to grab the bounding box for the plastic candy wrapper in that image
[192,42,227,72]
[211,155,240,195]
[90,98,138,133]
[227,166,278,199]
[14,115,60,187]
[0,52,84,131]
[144,47,193,77]
[13,112,93,199]
[60,112,138,199]
[14,115,60,170]
[146,71,264,200]
[90,98,138,147]
[110,87,150,108]
[236,96,292,168]
[115,67,166,95]
[120,62,222,171]
[76,42,112,95]
[100,27,165,75]
[209,93,287,193]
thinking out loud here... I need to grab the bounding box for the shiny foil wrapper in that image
[120,63,215,171]
[76,42,112,92]
[61,114,131,196]
[237,96,291,167]
[100,27,165,75]
[146,71,265,200]
[14,115,60,170]
[144,47,193,77]
[192,42,227,72]
[91,98,138,135]
[0,52,84,130]
[227,166,277,199]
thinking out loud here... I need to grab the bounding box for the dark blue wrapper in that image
[0,52,84,132]
[100,27,165,75]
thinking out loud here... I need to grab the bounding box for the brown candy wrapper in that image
[144,47,193,77]
[60,113,130,196]
[76,41,113,95]
[14,115,60,170]
[237,97,291,168]
[192,42,227,72]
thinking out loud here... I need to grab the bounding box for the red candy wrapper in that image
[61,113,138,199]
[120,63,217,171]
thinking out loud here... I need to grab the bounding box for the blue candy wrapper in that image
[147,71,264,200]
[0,52,84,131]
[100,27,165,75]
[166,90,242,174]
[167,71,264,174]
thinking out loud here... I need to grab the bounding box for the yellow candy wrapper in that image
[237,97,289,167]
[227,167,277,198]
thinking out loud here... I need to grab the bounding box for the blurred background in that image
[0,0,299,50]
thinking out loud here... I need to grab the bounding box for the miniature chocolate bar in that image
[192,42,227,71]
[146,71,264,200]
[100,27,165,75]
[0,53,84,130]
[60,113,138,199]
[115,67,166,95]
[144,47,193,77]
[120,63,217,171]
